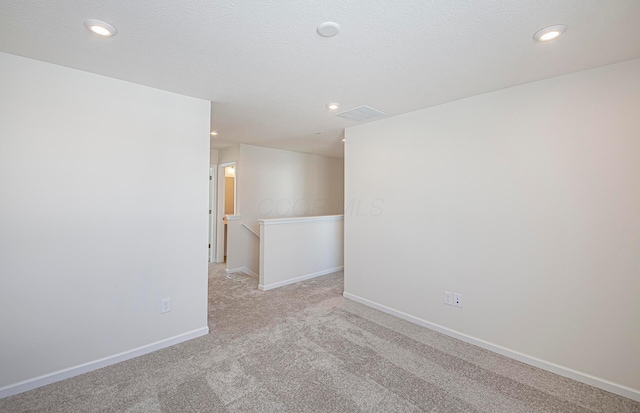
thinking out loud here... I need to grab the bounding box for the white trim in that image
[342,292,640,402]
[258,215,344,226]
[241,223,260,238]
[259,266,343,291]
[225,267,258,278]
[0,327,209,400]
[259,219,266,287]
[208,166,217,263]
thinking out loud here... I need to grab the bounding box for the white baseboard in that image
[342,292,640,402]
[225,267,258,278]
[259,266,343,291]
[0,326,209,400]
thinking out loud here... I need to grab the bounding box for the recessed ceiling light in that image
[342,138,345,142]
[317,22,340,37]
[533,24,566,42]
[326,102,340,110]
[210,131,218,136]
[84,19,118,37]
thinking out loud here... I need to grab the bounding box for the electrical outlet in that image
[453,293,463,308]
[161,298,171,313]
[444,291,452,305]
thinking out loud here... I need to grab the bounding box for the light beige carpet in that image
[1,263,638,412]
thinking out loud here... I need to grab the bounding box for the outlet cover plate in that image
[161,298,171,313]
[444,291,453,305]
[454,293,463,308]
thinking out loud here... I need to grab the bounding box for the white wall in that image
[238,144,344,227]
[224,144,344,274]
[344,58,640,397]
[226,216,260,276]
[0,53,210,394]
[259,216,344,290]
[210,148,219,165]
[218,145,240,165]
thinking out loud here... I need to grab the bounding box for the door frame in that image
[208,166,217,263]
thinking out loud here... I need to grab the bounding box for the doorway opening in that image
[224,165,236,216]
[216,162,237,263]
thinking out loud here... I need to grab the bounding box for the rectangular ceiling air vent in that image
[336,105,386,122]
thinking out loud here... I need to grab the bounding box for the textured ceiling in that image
[1,1,640,158]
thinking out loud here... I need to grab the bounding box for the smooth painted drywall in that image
[238,144,344,226]
[210,148,219,165]
[226,217,260,275]
[0,53,210,389]
[259,216,343,289]
[344,58,640,393]
[218,145,240,165]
